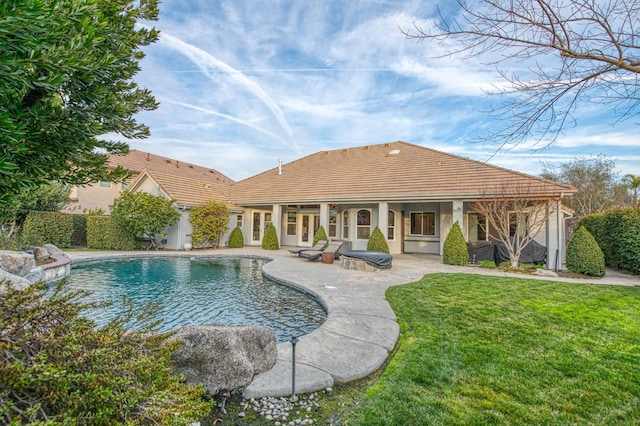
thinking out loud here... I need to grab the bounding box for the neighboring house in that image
[63,149,234,214]
[229,141,575,270]
[127,169,241,250]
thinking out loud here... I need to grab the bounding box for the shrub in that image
[367,226,390,253]
[189,201,230,248]
[86,216,138,250]
[580,207,640,275]
[228,226,244,248]
[262,223,279,250]
[22,211,74,248]
[566,226,606,276]
[0,280,213,424]
[443,221,468,265]
[313,225,328,247]
[479,260,496,268]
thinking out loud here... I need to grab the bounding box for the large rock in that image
[33,246,50,262]
[0,269,31,294]
[171,325,277,395]
[0,251,35,277]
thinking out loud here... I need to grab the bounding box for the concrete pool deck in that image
[66,247,639,398]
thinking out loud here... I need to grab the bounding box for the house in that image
[127,169,241,250]
[63,149,234,214]
[228,141,575,269]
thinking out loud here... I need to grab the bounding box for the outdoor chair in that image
[288,239,327,256]
[299,240,344,261]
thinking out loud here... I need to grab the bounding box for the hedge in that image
[261,223,279,250]
[228,226,244,248]
[22,211,74,248]
[367,226,390,254]
[87,216,138,250]
[443,221,468,266]
[566,226,606,276]
[579,207,640,275]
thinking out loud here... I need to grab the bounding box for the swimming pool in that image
[66,256,326,342]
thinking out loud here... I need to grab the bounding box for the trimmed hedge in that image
[566,226,606,276]
[579,207,640,275]
[443,221,468,266]
[313,225,328,247]
[261,223,279,250]
[87,216,138,250]
[22,211,74,248]
[71,214,87,246]
[228,226,244,248]
[367,226,390,254]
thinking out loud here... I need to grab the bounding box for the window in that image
[342,210,349,239]
[387,210,395,240]
[121,181,129,190]
[264,213,272,230]
[236,214,243,230]
[410,212,436,236]
[252,212,261,241]
[328,209,337,238]
[356,209,371,239]
[468,213,487,241]
[287,212,297,235]
[509,212,529,237]
[99,181,111,188]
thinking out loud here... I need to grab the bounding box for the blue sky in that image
[124,0,639,182]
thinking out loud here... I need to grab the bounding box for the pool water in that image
[66,256,326,342]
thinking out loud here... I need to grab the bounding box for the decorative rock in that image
[0,251,35,277]
[170,325,277,394]
[33,246,50,262]
[43,244,63,256]
[535,268,559,277]
[0,269,31,294]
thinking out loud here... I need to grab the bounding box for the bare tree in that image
[405,0,640,148]
[472,183,557,268]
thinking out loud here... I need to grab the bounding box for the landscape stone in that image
[33,246,50,262]
[171,324,277,395]
[0,251,35,277]
[0,269,31,293]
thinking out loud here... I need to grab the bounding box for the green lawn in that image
[347,273,640,425]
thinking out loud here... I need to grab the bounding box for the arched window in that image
[357,209,371,239]
[388,210,395,240]
[342,210,349,239]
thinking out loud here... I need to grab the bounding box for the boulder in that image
[33,246,50,262]
[0,269,31,294]
[171,325,277,395]
[0,251,35,277]
[43,244,63,256]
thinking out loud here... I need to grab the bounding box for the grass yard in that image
[346,273,640,425]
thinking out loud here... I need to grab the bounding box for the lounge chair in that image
[288,239,327,256]
[299,240,344,261]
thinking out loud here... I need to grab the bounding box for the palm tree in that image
[622,174,640,206]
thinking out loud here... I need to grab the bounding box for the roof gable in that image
[230,141,574,204]
[107,149,234,185]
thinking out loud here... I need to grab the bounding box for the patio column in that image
[378,202,388,237]
[272,204,282,240]
[319,203,329,231]
[452,201,464,228]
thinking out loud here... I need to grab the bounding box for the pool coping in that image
[66,247,639,398]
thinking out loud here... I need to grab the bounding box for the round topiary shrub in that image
[566,226,605,276]
[228,226,244,248]
[367,226,390,253]
[443,221,469,266]
[312,225,328,247]
[261,223,279,250]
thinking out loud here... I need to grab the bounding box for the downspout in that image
[557,194,562,271]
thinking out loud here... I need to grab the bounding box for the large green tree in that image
[622,174,640,206]
[110,191,180,250]
[0,0,159,203]
[541,156,625,216]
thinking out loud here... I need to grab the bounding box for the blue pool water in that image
[66,256,326,342]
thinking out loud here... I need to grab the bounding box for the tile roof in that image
[133,170,239,211]
[107,149,234,185]
[230,141,575,204]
